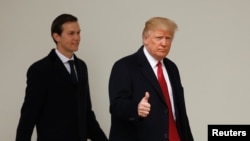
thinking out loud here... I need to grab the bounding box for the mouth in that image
[158,49,166,52]
[72,43,79,46]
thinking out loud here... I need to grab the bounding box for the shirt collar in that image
[55,48,74,64]
[143,46,161,68]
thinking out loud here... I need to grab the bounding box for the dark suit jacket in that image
[109,46,194,141]
[16,49,107,141]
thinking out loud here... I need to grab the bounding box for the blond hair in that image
[142,17,178,38]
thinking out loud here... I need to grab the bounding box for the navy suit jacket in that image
[16,49,107,141]
[109,46,194,141]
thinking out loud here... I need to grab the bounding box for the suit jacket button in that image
[164,133,168,139]
[164,109,168,113]
[128,117,135,121]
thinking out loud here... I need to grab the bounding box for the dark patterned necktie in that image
[68,60,77,84]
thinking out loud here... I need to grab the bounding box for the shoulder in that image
[28,49,57,72]
[111,53,140,74]
[26,56,52,77]
[164,58,178,68]
[74,56,87,68]
[111,47,147,72]
[113,47,144,67]
[163,58,182,79]
[29,56,50,70]
[115,53,135,64]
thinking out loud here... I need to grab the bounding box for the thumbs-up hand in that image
[138,92,151,117]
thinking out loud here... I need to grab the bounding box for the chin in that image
[158,53,167,58]
[72,48,79,52]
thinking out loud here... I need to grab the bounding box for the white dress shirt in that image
[143,46,176,119]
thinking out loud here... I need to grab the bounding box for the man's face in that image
[54,21,81,58]
[143,29,174,61]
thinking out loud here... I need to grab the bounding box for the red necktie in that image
[157,61,181,141]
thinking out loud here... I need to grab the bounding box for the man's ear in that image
[52,33,60,43]
[143,36,148,45]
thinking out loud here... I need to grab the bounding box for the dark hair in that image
[51,14,78,43]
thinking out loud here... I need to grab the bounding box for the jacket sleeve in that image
[108,60,139,122]
[16,64,47,141]
[82,64,108,141]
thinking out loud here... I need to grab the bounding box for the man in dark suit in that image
[16,14,108,141]
[108,17,194,141]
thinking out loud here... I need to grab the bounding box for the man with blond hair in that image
[108,17,194,141]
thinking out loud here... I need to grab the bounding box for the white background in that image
[1,0,250,140]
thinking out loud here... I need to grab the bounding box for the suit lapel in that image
[163,58,181,118]
[163,58,178,100]
[48,49,77,85]
[136,47,167,105]
[74,56,84,86]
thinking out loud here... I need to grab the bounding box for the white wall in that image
[1,0,250,140]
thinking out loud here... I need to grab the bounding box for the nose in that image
[161,39,167,46]
[74,34,80,41]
